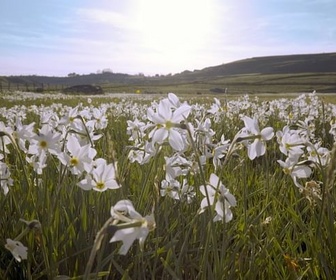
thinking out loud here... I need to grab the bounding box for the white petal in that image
[169,129,185,151]
[261,127,274,140]
[152,128,168,144]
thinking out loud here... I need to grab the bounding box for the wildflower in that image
[160,178,181,200]
[276,126,305,157]
[59,106,83,130]
[26,154,47,175]
[277,155,312,189]
[126,118,146,142]
[86,107,108,130]
[301,180,322,204]
[147,96,191,151]
[193,118,216,149]
[0,162,13,195]
[58,135,97,175]
[240,116,274,160]
[199,173,236,222]
[306,142,330,167]
[160,177,195,203]
[128,141,159,165]
[109,200,155,255]
[12,119,35,153]
[28,124,62,157]
[0,121,12,159]
[77,158,120,191]
[164,154,190,179]
[212,134,231,170]
[5,239,28,262]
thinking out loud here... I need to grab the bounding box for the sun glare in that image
[134,0,217,68]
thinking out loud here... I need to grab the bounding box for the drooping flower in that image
[5,239,28,262]
[109,200,155,255]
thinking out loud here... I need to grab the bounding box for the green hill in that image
[1,52,336,94]
[170,52,336,81]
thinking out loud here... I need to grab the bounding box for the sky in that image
[0,0,335,77]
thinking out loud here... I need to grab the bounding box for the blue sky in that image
[0,0,335,76]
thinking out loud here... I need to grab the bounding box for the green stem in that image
[83,217,115,279]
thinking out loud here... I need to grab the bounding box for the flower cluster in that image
[1,90,334,262]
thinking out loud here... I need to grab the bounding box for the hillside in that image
[170,52,336,81]
[1,52,336,94]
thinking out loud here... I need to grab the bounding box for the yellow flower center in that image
[39,140,48,148]
[165,120,173,130]
[96,182,105,189]
[70,157,79,166]
[283,167,291,175]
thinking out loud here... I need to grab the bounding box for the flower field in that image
[1,91,336,279]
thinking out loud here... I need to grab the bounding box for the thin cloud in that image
[76,8,136,32]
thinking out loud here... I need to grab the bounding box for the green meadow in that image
[1,91,336,279]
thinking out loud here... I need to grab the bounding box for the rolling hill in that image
[1,52,336,94]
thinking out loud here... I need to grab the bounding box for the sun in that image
[134,0,217,70]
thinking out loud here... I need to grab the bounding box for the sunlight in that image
[134,0,217,62]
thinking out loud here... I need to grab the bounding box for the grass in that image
[1,92,336,279]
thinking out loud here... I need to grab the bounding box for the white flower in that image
[0,162,13,195]
[5,238,28,262]
[0,121,13,159]
[28,124,62,157]
[240,116,274,160]
[276,126,305,157]
[147,96,191,151]
[12,119,36,153]
[307,142,330,167]
[127,118,146,142]
[277,155,312,189]
[86,107,108,130]
[109,200,155,255]
[212,134,231,170]
[77,158,120,191]
[199,173,236,222]
[58,135,97,175]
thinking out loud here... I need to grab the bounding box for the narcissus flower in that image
[0,162,13,195]
[109,200,155,255]
[77,158,120,191]
[277,155,312,189]
[147,95,191,151]
[5,239,28,262]
[58,135,97,175]
[199,173,236,222]
[276,126,305,157]
[240,116,274,160]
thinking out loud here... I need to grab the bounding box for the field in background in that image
[1,72,335,95]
